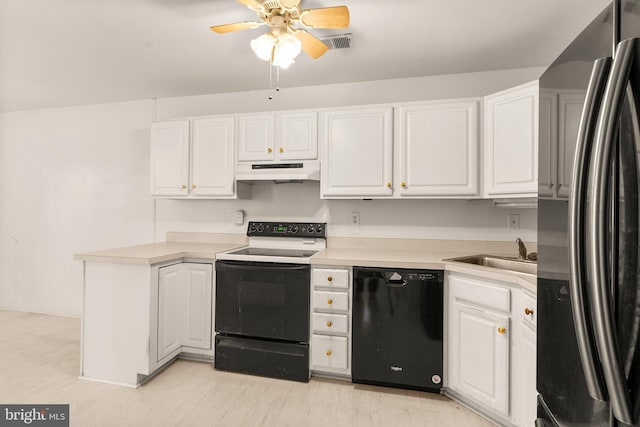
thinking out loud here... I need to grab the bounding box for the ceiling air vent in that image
[319,33,352,50]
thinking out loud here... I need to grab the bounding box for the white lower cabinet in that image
[312,335,348,370]
[310,266,352,377]
[451,301,510,414]
[80,259,215,387]
[446,271,536,426]
[512,290,537,427]
[157,264,183,360]
[182,263,214,350]
[155,262,214,366]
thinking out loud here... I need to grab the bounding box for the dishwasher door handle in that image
[386,279,407,287]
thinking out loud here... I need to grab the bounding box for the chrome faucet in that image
[516,238,527,260]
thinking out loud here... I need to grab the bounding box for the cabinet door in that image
[191,117,235,197]
[278,111,318,160]
[513,322,537,427]
[311,334,348,370]
[238,114,275,161]
[150,121,190,196]
[321,107,393,198]
[557,92,586,199]
[157,264,183,361]
[396,100,479,196]
[484,81,538,197]
[538,91,558,198]
[450,301,510,416]
[182,263,213,349]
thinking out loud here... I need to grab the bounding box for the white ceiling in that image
[0,0,611,113]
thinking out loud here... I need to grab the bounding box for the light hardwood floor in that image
[0,310,494,426]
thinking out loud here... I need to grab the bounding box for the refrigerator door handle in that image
[587,37,639,425]
[568,56,611,402]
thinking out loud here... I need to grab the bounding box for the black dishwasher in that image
[352,267,443,392]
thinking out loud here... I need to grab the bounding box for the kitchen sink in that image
[446,255,537,275]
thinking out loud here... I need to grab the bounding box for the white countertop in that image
[74,241,247,265]
[75,233,536,292]
[74,232,248,265]
[311,237,537,293]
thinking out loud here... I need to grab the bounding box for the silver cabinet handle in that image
[587,37,639,425]
[568,56,611,403]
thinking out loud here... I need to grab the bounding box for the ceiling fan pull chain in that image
[268,61,273,100]
[276,64,280,92]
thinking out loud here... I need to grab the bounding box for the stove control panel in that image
[247,221,327,238]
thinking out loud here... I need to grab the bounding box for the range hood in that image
[236,161,320,183]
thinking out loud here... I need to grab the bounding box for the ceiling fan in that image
[210,0,350,69]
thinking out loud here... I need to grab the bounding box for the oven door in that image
[215,260,310,343]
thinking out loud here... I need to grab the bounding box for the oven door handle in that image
[215,260,310,271]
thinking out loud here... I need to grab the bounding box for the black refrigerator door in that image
[537,3,613,425]
[586,36,640,425]
[352,268,443,392]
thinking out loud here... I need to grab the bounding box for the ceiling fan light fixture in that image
[273,33,302,68]
[251,32,301,68]
[250,33,276,61]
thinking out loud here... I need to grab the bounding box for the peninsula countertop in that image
[74,232,248,265]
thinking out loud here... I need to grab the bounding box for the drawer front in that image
[518,290,537,329]
[313,268,349,289]
[313,290,349,312]
[312,334,348,369]
[312,312,349,334]
[450,273,510,312]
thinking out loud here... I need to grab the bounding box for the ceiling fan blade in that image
[236,0,262,10]
[300,6,350,29]
[210,21,263,34]
[278,0,301,8]
[294,30,329,59]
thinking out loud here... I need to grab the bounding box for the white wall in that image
[0,101,154,316]
[0,68,542,316]
[157,67,546,119]
[156,182,537,242]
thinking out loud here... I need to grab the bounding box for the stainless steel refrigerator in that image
[537,0,640,425]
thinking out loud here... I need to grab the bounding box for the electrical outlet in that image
[351,212,360,227]
[235,210,245,225]
[508,214,520,230]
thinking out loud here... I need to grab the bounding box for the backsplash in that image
[155,181,537,242]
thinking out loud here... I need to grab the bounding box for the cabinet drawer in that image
[312,334,348,370]
[517,291,537,329]
[312,313,349,334]
[313,290,349,312]
[312,268,349,289]
[450,274,510,312]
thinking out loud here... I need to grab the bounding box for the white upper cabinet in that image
[237,111,318,162]
[557,92,586,199]
[537,90,558,198]
[395,100,479,197]
[278,111,318,160]
[191,117,235,197]
[238,114,275,161]
[537,90,586,200]
[150,121,190,197]
[150,116,247,199]
[321,107,394,198]
[484,81,539,198]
